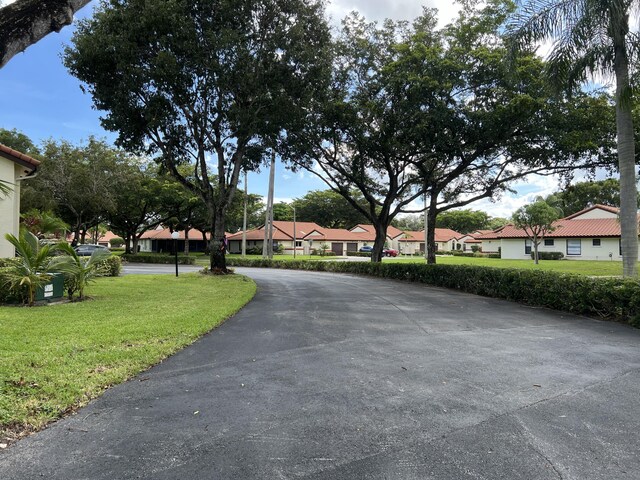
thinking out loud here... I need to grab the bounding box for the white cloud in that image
[326,0,460,26]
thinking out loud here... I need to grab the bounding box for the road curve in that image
[1,267,640,479]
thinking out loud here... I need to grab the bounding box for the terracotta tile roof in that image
[397,228,463,243]
[350,224,404,239]
[464,238,482,244]
[478,218,635,239]
[303,228,373,242]
[141,228,212,240]
[227,221,323,242]
[563,204,620,220]
[0,143,40,169]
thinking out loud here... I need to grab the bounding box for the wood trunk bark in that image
[614,37,638,277]
[210,207,227,272]
[371,223,387,263]
[426,200,438,264]
[184,229,190,255]
[0,0,92,68]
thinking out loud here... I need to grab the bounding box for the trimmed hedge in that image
[227,258,640,326]
[531,251,564,261]
[121,253,196,265]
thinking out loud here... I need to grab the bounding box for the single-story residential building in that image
[397,228,464,254]
[139,227,213,253]
[477,204,640,261]
[227,221,322,255]
[302,227,374,255]
[228,222,407,256]
[457,230,493,252]
[0,143,40,258]
[348,224,405,250]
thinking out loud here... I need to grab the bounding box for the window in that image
[592,239,601,247]
[567,239,581,256]
[544,239,554,247]
[295,241,302,247]
[525,239,532,255]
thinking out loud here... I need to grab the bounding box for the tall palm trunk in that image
[613,19,638,277]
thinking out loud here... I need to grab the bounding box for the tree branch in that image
[0,0,92,68]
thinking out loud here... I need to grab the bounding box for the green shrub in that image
[96,255,122,276]
[0,266,25,304]
[531,251,564,260]
[110,237,125,248]
[121,253,196,265]
[226,258,640,326]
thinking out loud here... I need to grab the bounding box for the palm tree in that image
[508,0,639,276]
[3,230,55,306]
[50,243,112,300]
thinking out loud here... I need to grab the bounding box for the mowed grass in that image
[0,273,256,440]
[387,255,631,276]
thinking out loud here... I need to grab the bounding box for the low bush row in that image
[121,253,196,265]
[531,251,564,260]
[226,258,640,326]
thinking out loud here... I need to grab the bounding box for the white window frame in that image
[592,238,601,247]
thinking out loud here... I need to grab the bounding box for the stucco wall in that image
[500,237,638,261]
[0,159,21,258]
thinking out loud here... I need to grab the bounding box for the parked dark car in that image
[74,244,110,256]
[383,248,399,257]
[359,245,374,253]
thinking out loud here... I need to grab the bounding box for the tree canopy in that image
[64,0,332,271]
[283,1,615,263]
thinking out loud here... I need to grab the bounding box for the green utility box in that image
[35,274,65,302]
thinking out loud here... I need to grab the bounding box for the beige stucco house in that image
[397,228,463,254]
[477,205,640,261]
[0,144,40,258]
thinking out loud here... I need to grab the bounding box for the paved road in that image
[2,268,640,479]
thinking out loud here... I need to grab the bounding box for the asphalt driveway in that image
[1,267,639,479]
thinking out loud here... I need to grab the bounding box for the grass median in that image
[0,273,256,443]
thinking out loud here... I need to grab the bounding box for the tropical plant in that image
[21,209,69,238]
[51,243,113,301]
[3,230,55,306]
[508,0,639,276]
[0,179,12,197]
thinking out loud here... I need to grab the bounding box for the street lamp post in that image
[171,231,180,277]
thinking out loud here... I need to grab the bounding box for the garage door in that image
[346,242,358,253]
[331,242,344,255]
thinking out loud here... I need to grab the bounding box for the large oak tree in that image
[64,0,331,271]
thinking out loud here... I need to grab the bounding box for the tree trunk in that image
[426,200,438,264]
[124,233,132,254]
[132,236,139,254]
[533,237,539,265]
[614,37,638,277]
[0,0,92,68]
[201,231,209,254]
[184,229,190,255]
[371,223,387,263]
[210,207,227,272]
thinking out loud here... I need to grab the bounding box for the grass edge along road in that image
[0,273,256,444]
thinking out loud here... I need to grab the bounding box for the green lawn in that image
[0,273,256,441]
[388,255,631,276]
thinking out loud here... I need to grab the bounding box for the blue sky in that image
[0,0,594,218]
